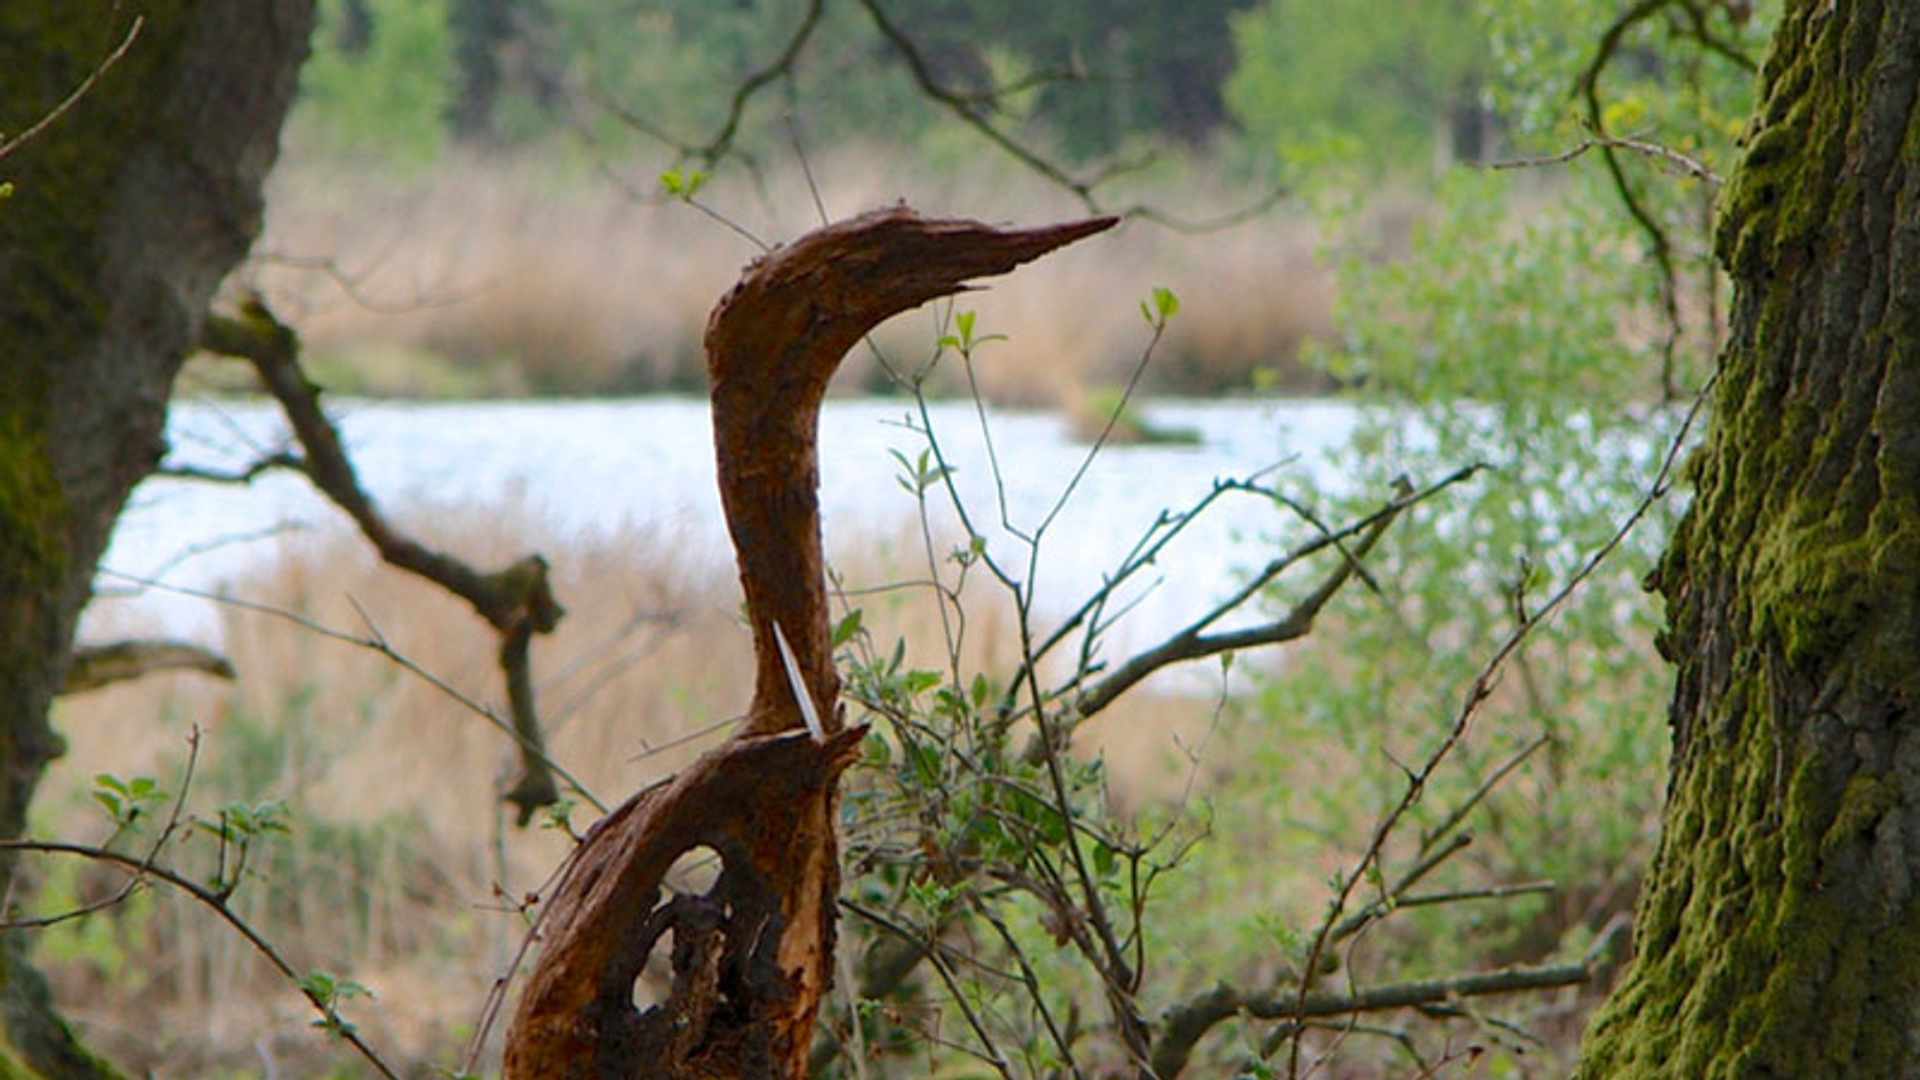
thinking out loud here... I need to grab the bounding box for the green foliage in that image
[1227,0,1491,176]
[1481,0,1770,152]
[548,0,936,155]
[282,0,1266,167]
[1140,284,1179,328]
[89,773,166,831]
[30,858,150,981]
[878,0,1260,156]
[1162,160,1717,1071]
[657,166,709,199]
[299,969,374,1037]
[295,0,455,163]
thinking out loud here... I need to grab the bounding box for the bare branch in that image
[1283,378,1713,1077]
[1151,955,1600,1080]
[0,731,401,1079]
[0,836,401,1078]
[1069,465,1484,730]
[1489,132,1724,186]
[60,639,235,694]
[247,248,490,314]
[853,0,1289,233]
[199,295,567,822]
[589,0,823,170]
[94,567,607,817]
[155,450,303,485]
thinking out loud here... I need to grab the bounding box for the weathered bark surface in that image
[504,207,1114,1078]
[0,4,313,1074]
[707,206,1116,738]
[1578,2,1919,1076]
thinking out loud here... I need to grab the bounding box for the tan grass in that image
[240,146,1332,404]
[46,500,1223,1073]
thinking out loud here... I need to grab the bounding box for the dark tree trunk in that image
[0,4,313,1073]
[1578,2,1920,1075]
[448,0,538,143]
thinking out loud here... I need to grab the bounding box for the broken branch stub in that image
[503,206,1112,1078]
[706,205,1117,738]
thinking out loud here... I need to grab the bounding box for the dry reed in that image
[238,146,1331,405]
[46,499,1216,1074]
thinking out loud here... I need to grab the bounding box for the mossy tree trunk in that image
[1578,2,1919,1075]
[0,4,313,1075]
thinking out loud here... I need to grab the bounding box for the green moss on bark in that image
[1580,0,1920,1074]
[1,5,311,1077]
[0,415,62,599]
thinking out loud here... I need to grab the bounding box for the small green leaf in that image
[542,797,578,833]
[831,609,865,648]
[956,310,976,341]
[658,168,708,200]
[299,970,338,1000]
[1153,286,1179,319]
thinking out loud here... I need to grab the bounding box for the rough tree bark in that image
[503,207,1114,1078]
[1578,2,1918,1075]
[0,4,314,1074]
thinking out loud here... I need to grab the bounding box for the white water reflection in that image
[94,396,1376,656]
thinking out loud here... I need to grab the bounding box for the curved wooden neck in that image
[703,206,1115,736]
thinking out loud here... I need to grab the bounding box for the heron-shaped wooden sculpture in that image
[503,206,1115,1078]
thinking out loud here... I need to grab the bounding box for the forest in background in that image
[232,0,1604,408]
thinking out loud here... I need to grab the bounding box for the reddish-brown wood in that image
[708,205,1117,737]
[503,206,1114,1078]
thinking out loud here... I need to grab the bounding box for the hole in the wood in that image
[634,845,726,1012]
[668,844,723,896]
[635,928,674,1011]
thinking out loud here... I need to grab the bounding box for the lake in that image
[94,396,1375,656]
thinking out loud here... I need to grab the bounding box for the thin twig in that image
[1284,378,1713,1078]
[0,16,143,163]
[0,836,402,1079]
[93,568,607,815]
[1489,132,1724,186]
[0,727,202,930]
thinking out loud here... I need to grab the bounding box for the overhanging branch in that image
[200,295,565,822]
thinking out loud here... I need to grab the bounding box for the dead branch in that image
[705,207,1117,738]
[1019,464,1483,748]
[1280,378,1714,1077]
[504,727,866,1078]
[1071,476,1411,721]
[1152,956,1599,1079]
[852,0,1287,232]
[60,639,235,693]
[1490,132,1724,186]
[503,206,1116,1078]
[199,296,566,822]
